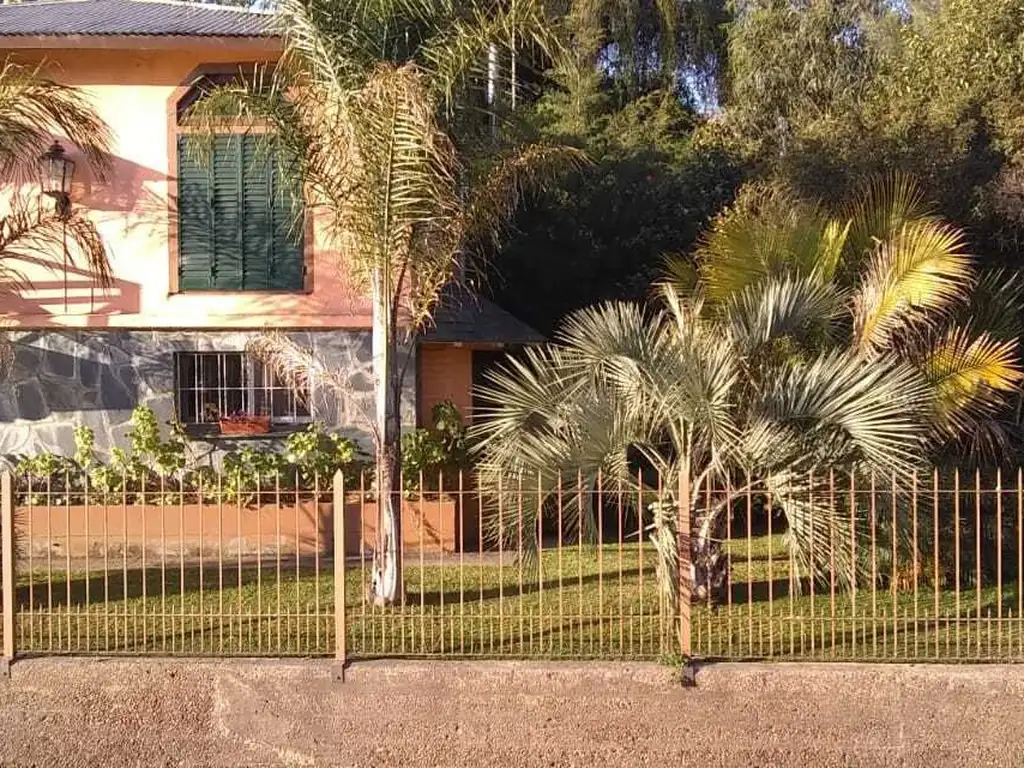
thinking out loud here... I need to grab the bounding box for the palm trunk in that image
[692,509,729,603]
[370,267,403,606]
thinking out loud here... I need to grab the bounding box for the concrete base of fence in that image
[2,659,1024,767]
[16,496,479,560]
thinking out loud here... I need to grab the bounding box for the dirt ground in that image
[0,658,1022,767]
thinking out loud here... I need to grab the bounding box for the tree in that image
[472,177,1022,614]
[0,58,113,364]
[719,0,1024,271]
[186,0,582,605]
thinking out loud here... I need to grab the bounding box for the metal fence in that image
[1,467,1023,667]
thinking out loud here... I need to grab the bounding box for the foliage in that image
[496,91,744,333]
[11,406,364,507]
[400,400,470,492]
[472,177,1023,610]
[718,0,1024,273]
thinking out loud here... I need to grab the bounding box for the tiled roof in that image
[423,286,546,345]
[0,0,277,38]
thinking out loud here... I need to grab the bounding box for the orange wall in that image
[418,344,473,427]
[0,45,372,329]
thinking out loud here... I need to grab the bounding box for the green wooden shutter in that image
[211,136,244,290]
[179,134,303,292]
[241,136,272,290]
[177,136,215,290]
[269,155,304,290]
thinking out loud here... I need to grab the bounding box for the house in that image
[0,0,542,459]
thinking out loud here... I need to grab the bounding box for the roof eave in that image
[0,33,281,50]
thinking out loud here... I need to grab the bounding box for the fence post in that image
[2,470,14,676]
[676,469,692,663]
[333,470,347,681]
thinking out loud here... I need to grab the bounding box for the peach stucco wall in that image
[0,44,373,329]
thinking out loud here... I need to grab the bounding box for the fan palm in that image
[472,176,1022,622]
[185,0,583,605]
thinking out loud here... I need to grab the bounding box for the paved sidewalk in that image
[0,658,1022,766]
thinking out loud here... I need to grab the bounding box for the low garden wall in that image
[15,496,480,560]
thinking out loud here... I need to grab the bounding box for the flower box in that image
[218,415,271,436]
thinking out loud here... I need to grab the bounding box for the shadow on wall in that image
[4,332,140,420]
[0,149,168,321]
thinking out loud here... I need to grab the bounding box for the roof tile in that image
[0,0,276,38]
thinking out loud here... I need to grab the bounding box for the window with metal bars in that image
[174,351,311,429]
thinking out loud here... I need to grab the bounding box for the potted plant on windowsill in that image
[209,406,271,436]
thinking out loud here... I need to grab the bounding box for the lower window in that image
[174,351,311,431]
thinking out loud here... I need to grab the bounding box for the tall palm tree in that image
[186,0,583,605]
[0,57,114,361]
[472,177,1022,624]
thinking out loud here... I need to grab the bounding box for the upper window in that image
[177,134,304,292]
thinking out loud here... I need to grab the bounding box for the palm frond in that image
[843,173,935,266]
[758,350,933,473]
[725,273,845,353]
[420,0,560,111]
[0,197,111,288]
[920,326,1023,440]
[953,268,1024,342]
[0,57,112,184]
[852,218,972,353]
[768,470,857,592]
[245,333,347,409]
[696,182,834,304]
[461,143,588,257]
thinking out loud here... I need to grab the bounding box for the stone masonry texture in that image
[0,659,1023,767]
[0,329,416,459]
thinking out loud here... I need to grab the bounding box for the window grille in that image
[174,351,310,428]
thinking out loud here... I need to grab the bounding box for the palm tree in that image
[185,0,583,605]
[471,177,1022,624]
[0,57,114,365]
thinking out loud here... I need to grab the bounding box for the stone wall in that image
[0,329,416,459]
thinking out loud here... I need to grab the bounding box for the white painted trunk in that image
[369,266,403,606]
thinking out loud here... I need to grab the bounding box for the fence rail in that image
[1,467,1023,665]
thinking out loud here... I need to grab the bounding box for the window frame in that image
[168,66,314,297]
[173,350,313,436]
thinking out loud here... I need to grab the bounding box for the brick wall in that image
[417,345,473,427]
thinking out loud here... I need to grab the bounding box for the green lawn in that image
[6,535,1024,661]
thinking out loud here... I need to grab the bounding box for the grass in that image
[5,535,1024,661]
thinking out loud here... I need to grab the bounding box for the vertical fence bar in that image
[334,470,346,669]
[955,469,961,657]
[1011,468,1019,655]
[997,468,1003,625]
[725,474,733,658]
[677,469,691,659]
[746,477,753,657]
[767,483,774,657]
[890,469,897,658]
[808,470,814,658]
[849,472,856,641]
[829,470,836,658]
[976,469,982,658]
[2,472,14,667]
[577,471,584,656]
[870,471,877,657]
[911,470,918,657]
